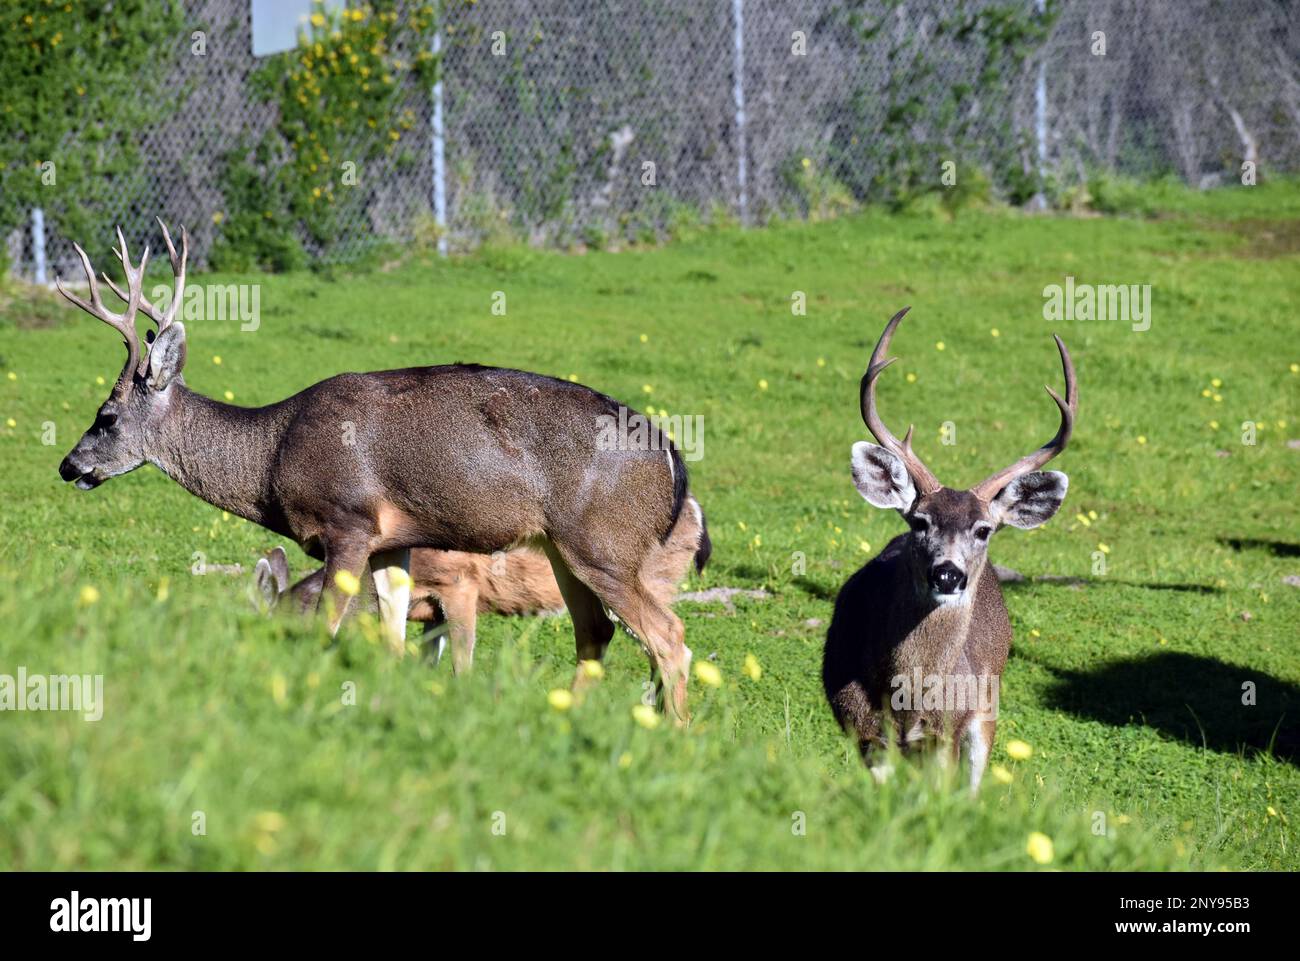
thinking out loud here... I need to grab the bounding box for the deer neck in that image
[146,383,292,526]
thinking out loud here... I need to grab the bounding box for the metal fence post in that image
[431,25,448,257]
[1031,0,1049,209]
[730,0,748,225]
[31,208,47,285]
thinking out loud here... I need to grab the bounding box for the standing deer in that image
[822,308,1077,790]
[56,223,710,719]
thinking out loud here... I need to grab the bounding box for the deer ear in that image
[991,471,1069,529]
[253,558,279,613]
[851,441,916,512]
[147,321,187,390]
[267,546,290,594]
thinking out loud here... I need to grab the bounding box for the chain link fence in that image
[9,0,1299,280]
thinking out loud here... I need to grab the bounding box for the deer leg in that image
[964,716,996,794]
[409,594,448,664]
[545,532,692,723]
[369,547,412,656]
[631,539,693,724]
[543,544,615,690]
[436,585,479,675]
[628,598,690,725]
[318,538,371,636]
[424,621,449,666]
[568,567,689,722]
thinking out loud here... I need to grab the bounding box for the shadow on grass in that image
[790,578,839,601]
[728,563,770,582]
[1001,577,1223,594]
[1219,537,1300,558]
[1038,651,1298,764]
[796,572,1227,601]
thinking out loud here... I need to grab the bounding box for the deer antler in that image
[106,219,188,369]
[55,227,150,388]
[971,335,1077,503]
[860,307,943,496]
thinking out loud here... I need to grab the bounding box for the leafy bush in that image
[213,0,439,269]
[209,147,308,274]
[0,2,184,253]
[939,162,994,216]
[830,0,1055,208]
[783,156,857,222]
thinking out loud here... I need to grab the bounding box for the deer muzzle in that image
[59,455,102,490]
[928,561,967,596]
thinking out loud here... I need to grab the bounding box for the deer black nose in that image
[929,561,966,594]
[58,456,81,482]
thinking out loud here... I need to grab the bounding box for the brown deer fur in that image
[264,495,705,676]
[265,546,564,673]
[55,223,710,720]
[823,308,1076,790]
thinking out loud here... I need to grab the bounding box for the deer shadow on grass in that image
[790,577,839,602]
[1218,537,1300,558]
[1036,651,1299,765]
[1000,576,1223,594]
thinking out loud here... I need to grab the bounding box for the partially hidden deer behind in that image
[255,494,706,674]
[55,223,710,720]
[255,545,565,672]
[823,308,1077,791]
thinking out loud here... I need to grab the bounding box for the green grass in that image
[1,182,1297,870]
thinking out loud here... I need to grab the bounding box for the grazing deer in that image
[822,308,1077,790]
[254,545,565,672]
[256,495,706,674]
[56,223,711,719]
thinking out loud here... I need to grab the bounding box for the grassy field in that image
[0,183,1296,870]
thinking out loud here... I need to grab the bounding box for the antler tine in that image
[107,221,187,355]
[972,334,1078,503]
[859,307,943,496]
[55,238,141,384]
[105,227,150,363]
[55,243,109,316]
[104,272,160,326]
[153,218,188,332]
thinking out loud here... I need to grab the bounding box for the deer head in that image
[850,307,1077,605]
[56,220,190,490]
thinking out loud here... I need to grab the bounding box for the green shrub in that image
[209,147,308,274]
[0,1,184,253]
[1087,172,1158,216]
[217,0,439,269]
[940,163,994,216]
[783,156,858,222]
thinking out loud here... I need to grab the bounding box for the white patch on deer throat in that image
[931,588,972,607]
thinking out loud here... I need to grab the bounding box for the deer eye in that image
[95,412,118,431]
[910,516,930,533]
[973,525,992,541]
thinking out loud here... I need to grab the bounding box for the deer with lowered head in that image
[254,494,706,675]
[56,222,710,720]
[822,307,1077,790]
[254,544,566,672]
